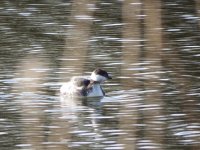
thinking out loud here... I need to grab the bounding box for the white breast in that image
[87,84,104,97]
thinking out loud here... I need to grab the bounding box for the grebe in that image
[60,69,112,97]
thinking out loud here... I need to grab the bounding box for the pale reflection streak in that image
[119,0,165,149]
[61,0,96,80]
[119,0,141,149]
[13,56,49,149]
[121,0,141,90]
[59,0,97,149]
[142,0,164,149]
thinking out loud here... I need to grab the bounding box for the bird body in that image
[60,69,111,97]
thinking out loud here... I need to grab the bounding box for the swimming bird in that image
[60,68,112,97]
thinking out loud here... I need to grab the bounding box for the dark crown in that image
[94,68,112,79]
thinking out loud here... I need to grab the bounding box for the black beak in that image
[107,76,112,79]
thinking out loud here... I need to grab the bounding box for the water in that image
[0,0,200,149]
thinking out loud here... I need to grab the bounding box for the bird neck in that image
[90,80,101,84]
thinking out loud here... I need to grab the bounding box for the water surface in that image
[0,0,200,149]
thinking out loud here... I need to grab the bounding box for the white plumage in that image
[60,69,112,97]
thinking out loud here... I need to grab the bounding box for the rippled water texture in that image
[0,0,200,150]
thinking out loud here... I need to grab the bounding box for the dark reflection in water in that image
[0,0,200,149]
